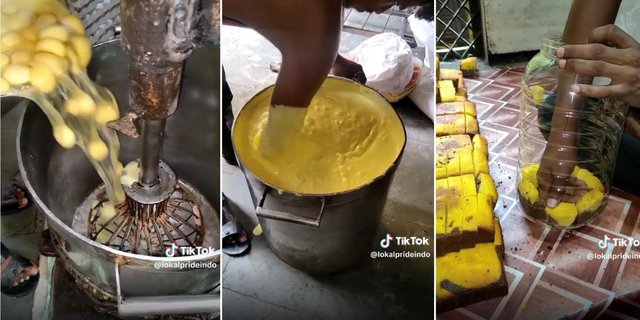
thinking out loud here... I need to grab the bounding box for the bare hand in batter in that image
[538,147,591,207]
[558,24,640,107]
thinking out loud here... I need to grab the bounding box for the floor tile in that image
[590,196,632,234]
[537,268,614,319]
[493,69,524,86]
[362,13,391,33]
[221,289,301,320]
[613,247,640,296]
[473,83,516,101]
[517,282,585,320]
[544,229,608,285]
[501,206,550,259]
[452,64,640,318]
[344,11,370,29]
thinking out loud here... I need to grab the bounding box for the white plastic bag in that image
[408,14,435,72]
[407,14,436,119]
[409,67,435,121]
[348,33,414,95]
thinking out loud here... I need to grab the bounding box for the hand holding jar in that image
[557,24,640,108]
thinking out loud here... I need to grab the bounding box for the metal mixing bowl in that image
[17,40,221,316]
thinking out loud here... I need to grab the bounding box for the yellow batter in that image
[233,78,406,194]
[518,164,605,226]
[1,0,124,205]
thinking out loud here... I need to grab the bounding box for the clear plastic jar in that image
[518,39,628,228]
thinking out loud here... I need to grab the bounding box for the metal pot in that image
[232,78,406,274]
[17,40,221,316]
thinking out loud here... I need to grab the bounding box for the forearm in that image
[272,47,338,107]
[562,0,620,44]
[547,0,622,160]
[556,0,621,112]
[224,0,342,107]
[538,0,622,203]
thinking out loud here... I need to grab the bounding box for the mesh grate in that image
[343,6,418,47]
[64,0,121,44]
[436,0,484,60]
[67,1,418,48]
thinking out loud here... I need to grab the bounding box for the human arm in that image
[223,0,342,108]
[537,0,622,207]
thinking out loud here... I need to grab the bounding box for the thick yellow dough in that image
[1,0,124,208]
[88,139,108,160]
[0,79,9,91]
[576,189,604,213]
[518,179,539,204]
[576,168,604,192]
[233,79,405,194]
[477,173,498,204]
[546,202,578,226]
[521,164,540,187]
[519,164,605,226]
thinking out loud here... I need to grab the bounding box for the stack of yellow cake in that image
[435,58,508,313]
[435,60,478,136]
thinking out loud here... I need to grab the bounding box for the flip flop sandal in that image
[221,196,251,257]
[2,179,31,216]
[39,229,58,257]
[1,244,40,298]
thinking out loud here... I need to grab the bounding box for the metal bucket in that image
[17,40,221,316]
[232,78,406,274]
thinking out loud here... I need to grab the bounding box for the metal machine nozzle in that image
[118,0,219,188]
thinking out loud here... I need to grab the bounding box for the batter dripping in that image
[1,0,124,210]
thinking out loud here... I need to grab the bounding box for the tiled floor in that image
[343,8,409,37]
[221,26,433,320]
[438,67,640,319]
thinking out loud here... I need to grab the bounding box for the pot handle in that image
[114,263,220,316]
[256,188,325,227]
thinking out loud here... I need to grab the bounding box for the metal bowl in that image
[17,40,221,316]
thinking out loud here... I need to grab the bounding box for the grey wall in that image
[481,0,640,55]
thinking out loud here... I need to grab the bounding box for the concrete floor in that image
[221,26,434,320]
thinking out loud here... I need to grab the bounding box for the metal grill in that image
[343,6,418,47]
[64,0,121,44]
[87,182,205,257]
[436,0,484,60]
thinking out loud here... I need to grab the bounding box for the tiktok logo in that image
[165,243,178,257]
[380,234,393,248]
[598,235,610,249]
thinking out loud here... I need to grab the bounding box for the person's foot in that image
[1,244,40,297]
[2,181,30,215]
[221,195,251,257]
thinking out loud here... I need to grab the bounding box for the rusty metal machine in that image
[96,0,220,258]
[17,0,222,318]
